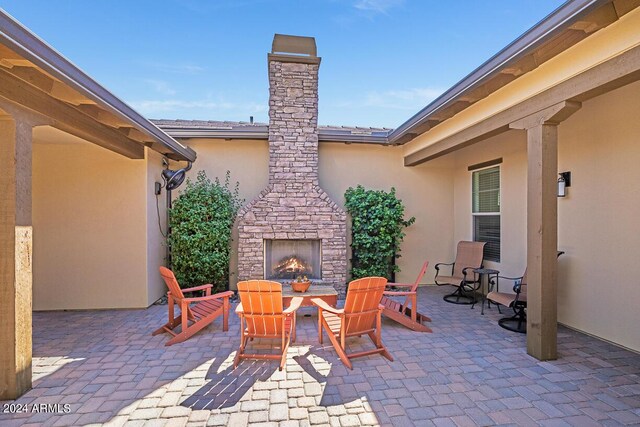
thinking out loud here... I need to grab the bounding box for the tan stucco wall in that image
[404,6,640,157]
[449,80,640,352]
[178,139,455,288]
[146,148,168,306]
[557,80,640,351]
[319,143,455,285]
[451,130,528,277]
[32,128,150,309]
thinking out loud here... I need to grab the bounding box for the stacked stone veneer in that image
[237,53,347,294]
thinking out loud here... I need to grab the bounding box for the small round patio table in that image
[471,268,499,315]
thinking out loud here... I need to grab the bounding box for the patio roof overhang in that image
[0,9,196,162]
[390,0,640,150]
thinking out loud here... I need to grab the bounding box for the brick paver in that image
[0,287,639,426]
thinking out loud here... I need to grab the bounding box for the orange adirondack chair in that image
[234,280,303,371]
[153,267,234,346]
[312,277,393,370]
[380,261,432,332]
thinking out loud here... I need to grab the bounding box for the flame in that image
[273,256,312,276]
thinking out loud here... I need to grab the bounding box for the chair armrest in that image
[182,284,213,293]
[496,275,524,281]
[182,290,234,304]
[383,291,415,296]
[385,282,414,287]
[434,262,453,280]
[461,266,480,280]
[311,298,343,315]
[284,297,303,315]
[434,262,453,271]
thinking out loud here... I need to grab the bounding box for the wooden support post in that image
[525,123,559,360]
[510,101,580,361]
[0,114,33,399]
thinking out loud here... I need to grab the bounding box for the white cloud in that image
[140,61,206,75]
[130,99,267,117]
[143,79,177,96]
[353,0,404,14]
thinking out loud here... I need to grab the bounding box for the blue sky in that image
[3,0,564,128]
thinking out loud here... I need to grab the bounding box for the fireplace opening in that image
[264,239,321,280]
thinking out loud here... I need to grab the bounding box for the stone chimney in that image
[236,35,347,294]
[268,34,320,185]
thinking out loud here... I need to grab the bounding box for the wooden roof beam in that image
[0,67,143,159]
[613,0,640,16]
[569,2,619,34]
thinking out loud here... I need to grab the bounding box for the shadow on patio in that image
[1,286,639,426]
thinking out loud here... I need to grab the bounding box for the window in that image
[472,165,500,262]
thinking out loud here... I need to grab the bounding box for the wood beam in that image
[404,43,640,166]
[50,80,89,105]
[0,65,55,93]
[613,0,640,16]
[569,2,618,34]
[0,115,33,399]
[525,123,559,361]
[510,102,580,361]
[0,67,144,159]
[0,44,26,61]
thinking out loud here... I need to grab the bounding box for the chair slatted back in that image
[410,261,429,293]
[344,277,387,335]
[237,280,284,337]
[403,261,429,307]
[452,241,486,279]
[159,267,186,300]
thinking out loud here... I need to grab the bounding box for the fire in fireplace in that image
[264,239,321,280]
[273,256,312,278]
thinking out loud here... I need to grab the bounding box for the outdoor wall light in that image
[558,171,571,197]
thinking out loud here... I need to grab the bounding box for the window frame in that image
[471,164,501,263]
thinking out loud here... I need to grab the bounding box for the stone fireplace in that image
[236,34,347,293]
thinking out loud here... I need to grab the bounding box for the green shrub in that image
[168,170,243,291]
[344,185,415,280]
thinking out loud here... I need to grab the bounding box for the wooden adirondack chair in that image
[312,277,393,369]
[153,267,234,346]
[234,280,303,371]
[380,261,432,332]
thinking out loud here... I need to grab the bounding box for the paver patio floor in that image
[1,285,639,426]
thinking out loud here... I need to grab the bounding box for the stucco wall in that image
[179,138,455,288]
[32,129,149,309]
[451,130,528,277]
[146,148,168,306]
[557,80,640,351]
[450,80,640,351]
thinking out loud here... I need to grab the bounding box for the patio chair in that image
[435,241,486,304]
[380,261,432,332]
[234,280,303,371]
[312,277,393,369]
[153,267,234,346]
[487,251,564,333]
